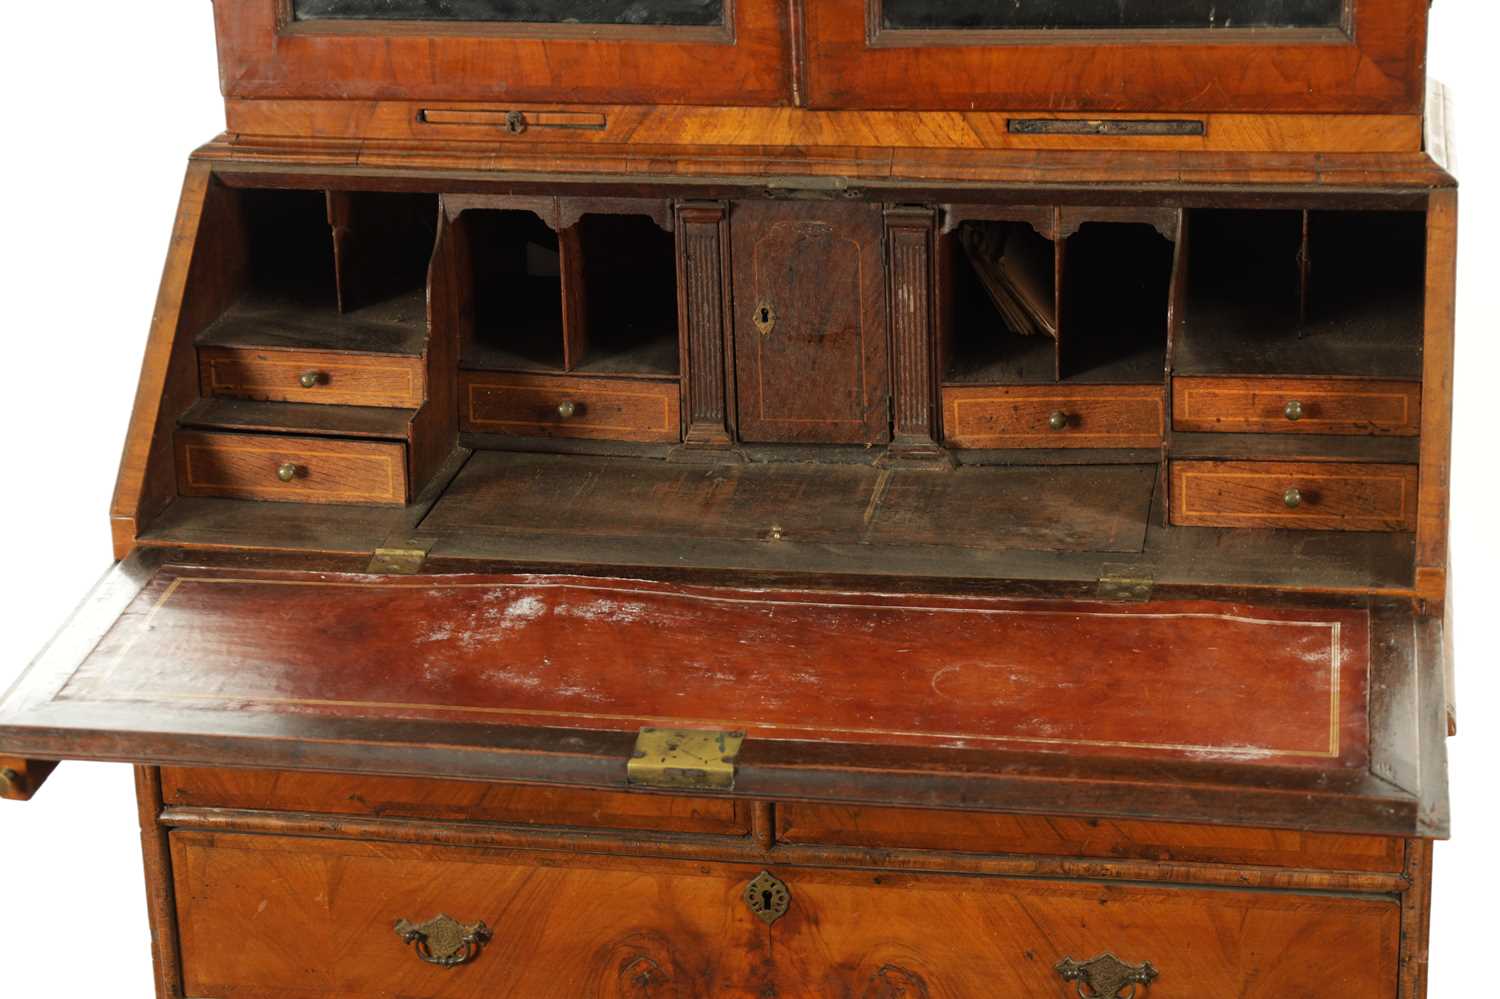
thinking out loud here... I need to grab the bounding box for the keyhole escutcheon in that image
[753,302,777,336]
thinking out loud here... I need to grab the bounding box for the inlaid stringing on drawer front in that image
[1170,460,1418,532]
[174,430,408,506]
[460,371,681,443]
[941,385,1165,449]
[199,346,425,409]
[1173,376,1422,436]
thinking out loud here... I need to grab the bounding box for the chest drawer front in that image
[159,767,748,837]
[175,430,408,506]
[172,832,1400,999]
[1170,460,1417,532]
[777,804,1404,874]
[942,385,1165,449]
[200,346,426,408]
[460,372,681,443]
[1173,377,1421,436]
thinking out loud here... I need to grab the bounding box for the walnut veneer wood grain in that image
[776,803,1404,874]
[942,385,1165,449]
[171,831,1402,998]
[1173,377,1422,436]
[459,371,681,443]
[159,767,748,836]
[175,430,408,505]
[199,345,426,408]
[1171,460,1419,532]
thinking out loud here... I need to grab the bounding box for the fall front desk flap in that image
[0,550,1446,836]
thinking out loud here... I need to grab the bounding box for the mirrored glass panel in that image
[293,0,725,27]
[882,0,1344,31]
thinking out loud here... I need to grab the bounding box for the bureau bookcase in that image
[0,1,1455,996]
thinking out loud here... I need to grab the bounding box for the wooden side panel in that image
[730,201,889,444]
[1417,190,1458,593]
[110,166,240,559]
[409,210,461,495]
[136,767,186,999]
[171,832,1401,999]
[1173,376,1422,436]
[1171,460,1418,532]
[175,431,408,505]
[159,767,748,836]
[776,803,1405,873]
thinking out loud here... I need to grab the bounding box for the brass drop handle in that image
[395,915,491,968]
[557,400,578,419]
[1056,954,1158,998]
[276,462,300,483]
[1284,399,1304,421]
[1283,487,1303,509]
[299,371,324,389]
[1049,410,1070,431]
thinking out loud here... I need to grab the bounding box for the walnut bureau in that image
[0,2,1456,997]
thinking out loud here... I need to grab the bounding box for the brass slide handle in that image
[1056,954,1158,998]
[394,914,492,967]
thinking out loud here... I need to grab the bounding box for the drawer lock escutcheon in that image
[1056,954,1158,998]
[744,871,791,926]
[628,727,744,791]
[394,915,492,968]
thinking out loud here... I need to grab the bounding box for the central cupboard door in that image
[731,202,890,444]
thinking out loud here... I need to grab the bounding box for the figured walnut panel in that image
[730,201,890,445]
[776,803,1404,873]
[175,430,408,506]
[1171,460,1418,532]
[942,385,1165,449]
[159,768,747,836]
[172,831,1400,998]
[460,371,681,443]
[199,345,426,408]
[1173,376,1421,436]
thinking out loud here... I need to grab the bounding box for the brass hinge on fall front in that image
[368,547,429,575]
[1096,568,1154,602]
[628,728,745,791]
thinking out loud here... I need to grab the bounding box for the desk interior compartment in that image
[1177,208,1426,380]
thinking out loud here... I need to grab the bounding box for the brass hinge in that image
[368,547,429,575]
[1096,567,1154,602]
[627,728,745,791]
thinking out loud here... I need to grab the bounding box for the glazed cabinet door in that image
[730,201,890,444]
[801,0,1428,114]
[215,0,791,106]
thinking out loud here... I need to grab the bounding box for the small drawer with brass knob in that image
[199,346,424,409]
[175,430,408,506]
[460,371,681,444]
[942,385,1164,449]
[1173,376,1420,436]
[1170,460,1417,532]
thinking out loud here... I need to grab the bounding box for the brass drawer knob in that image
[276,462,300,483]
[1283,487,1303,509]
[0,768,20,796]
[299,371,324,389]
[1056,954,1158,998]
[557,400,578,419]
[1049,410,1070,431]
[395,915,491,968]
[1284,399,1304,421]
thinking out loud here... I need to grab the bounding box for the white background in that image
[0,5,1495,996]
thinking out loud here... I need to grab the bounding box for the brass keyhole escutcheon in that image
[753,302,776,336]
[745,871,790,926]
